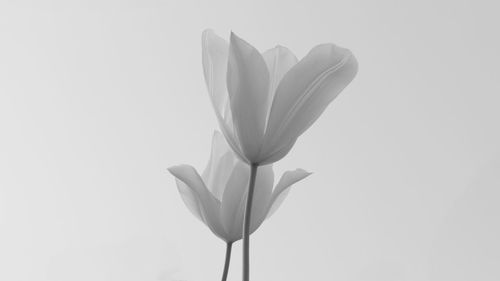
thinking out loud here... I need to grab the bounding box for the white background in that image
[1,0,499,280]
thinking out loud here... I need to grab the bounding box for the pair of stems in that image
[220,164,259,281]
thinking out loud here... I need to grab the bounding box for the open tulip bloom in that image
[202,29,358,166]
[169,131,310,281]
[201,29,358,281]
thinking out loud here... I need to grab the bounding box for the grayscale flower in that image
[202,29,358,165]
[168,131,310,242]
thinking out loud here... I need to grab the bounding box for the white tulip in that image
[168,131,310,243]
[202,29,358,165]
[168,131,309,281]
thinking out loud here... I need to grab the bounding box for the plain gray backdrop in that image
[1,0,499,280]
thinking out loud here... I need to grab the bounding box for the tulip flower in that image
[168,131,310,281]
[202,29,358,281]
[202,29,358,165]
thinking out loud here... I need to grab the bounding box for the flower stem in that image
[221,242,233,281]
[243,163,258,281]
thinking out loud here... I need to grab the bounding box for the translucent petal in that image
[209,153,236,201]
[202,131,237,200]
[267,169,311,218]
[202,29,229,114]
[220,162,250,242]
[262,46,298,126]
[202,131,227,184]
[257,137,296,165]
[264,44,358,161]
[168,165,227,240]
[227,32,270,162]
[174,179,204,222]
[219,163,275,241]
[202,29,246,162]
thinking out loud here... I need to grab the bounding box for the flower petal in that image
[267,169,311,218]
[202,29,246,162]
[202,29,229,114]
[168,165,227,240]
[264,44,358,161]
[202,131,226,184]
[207,153,235,202]
[258,137,296,165]
[220,162,250,242]
[173,179,204,222]
[227,32,270,162]
[262,46,298,118]
[202,131,237,200]
[220,164,275,241]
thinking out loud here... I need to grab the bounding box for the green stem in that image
[243,163,258,281]
[221,242,233,281]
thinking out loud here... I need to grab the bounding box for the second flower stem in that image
[242,163,258,281]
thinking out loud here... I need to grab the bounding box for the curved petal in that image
[227,32,270,162]
[267,169,311,218]
[202,29,246,162]
[220,163,275,241]
[264,44,358,160]
[173,179,204,222]
[207,153,235,201]
[257,137,296,165]
[202,131,227,184]
[220,162,250,242]
[202,29,229,114]
[262,45,298,125]
[202,131,237,200]
[168,165,227,240]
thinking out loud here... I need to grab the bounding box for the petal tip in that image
[201,29,213,43]
[167,164,193,178]
[212,129,223,139]
[275,44,291,52]
[202,28,213,34]
[202,29,227,49]
[229,30,236,40]
[229,31,248,50]
[167,165,183,175]
[229,31,240,46]
[297,168,313,177]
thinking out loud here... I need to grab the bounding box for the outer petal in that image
[202,131,237,200]
[202,29,229,116]
[227,32,270,163]
[202,29,246,161]
[202,131,227,187]
[206,153,235,201]
[220,164,274,242]
[220,162,250,242]
[263,44,358,162]
[262,46,298,122]
[168,165,227,240]
[257,137,296,165]
[267,169,311,218]
[173,179,204,222]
